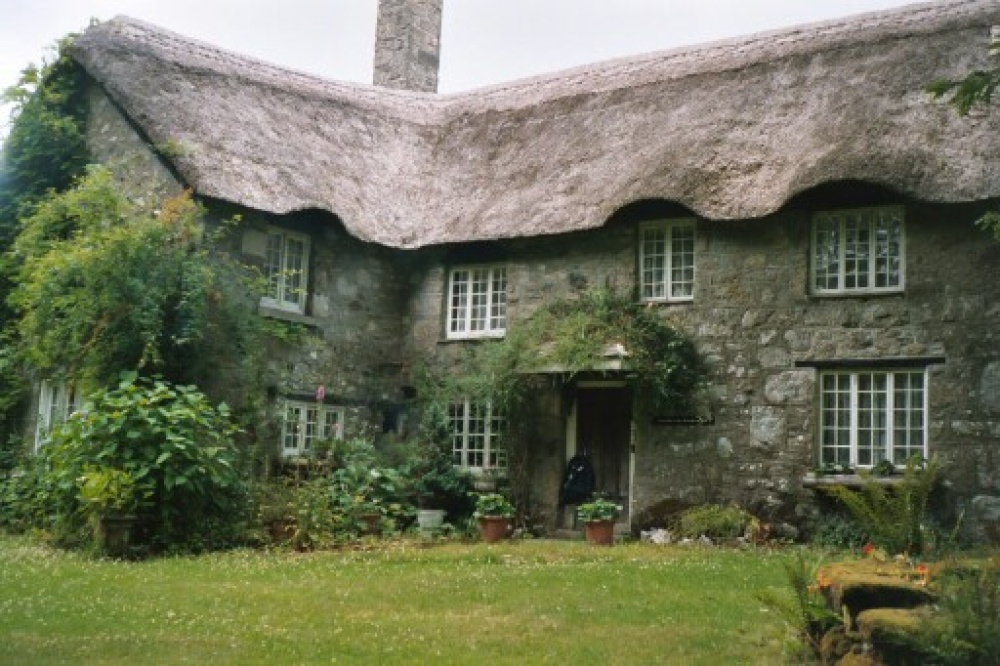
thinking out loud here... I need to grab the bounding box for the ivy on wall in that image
[417,289,707,421]
[0,36,90,445]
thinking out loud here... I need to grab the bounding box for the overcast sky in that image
[2,0,922,136]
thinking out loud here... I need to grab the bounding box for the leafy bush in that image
[676,504,754,540]
[820,456,938,556]
[810,512,867,550]
[39,374,246,551]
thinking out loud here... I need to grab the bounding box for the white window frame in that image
[446,265,507,339]
[261,227,310,314]
[280,400,345,457]
[818,369,927,469]
[34,380,82,452]
[639,219,696,303]
[449,399,506,472]
[811,206,904,295]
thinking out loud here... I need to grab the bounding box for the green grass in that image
[0,535,799,664]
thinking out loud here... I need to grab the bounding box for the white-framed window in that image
[262,227,310,314]
[811,206,904,295]
[818,369,926,469]
[35,380,82,452]
[640,219,696,302]
[281,401,344,457]
[449,399,506,472]
[447,265,507,339]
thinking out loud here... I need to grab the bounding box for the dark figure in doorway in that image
[559,452,595,506]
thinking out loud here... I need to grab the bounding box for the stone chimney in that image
[373,0,443,93]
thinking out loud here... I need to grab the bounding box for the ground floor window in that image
[34,380,83,452]
[449,399,505,472]
[818,369,926,468]
[281,401,344,457]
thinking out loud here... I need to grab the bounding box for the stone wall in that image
[236,210,408,456]
[401,197,1000,530]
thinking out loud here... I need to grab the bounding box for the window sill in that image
[439,334,506,344]
[640,298,694,307]
[801,473,906,488]
[258,304,320,327]
[808,290,904,300]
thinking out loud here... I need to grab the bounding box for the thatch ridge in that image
[70,0,1000,248]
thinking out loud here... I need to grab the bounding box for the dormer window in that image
[262,227,310,314]
[447,265,507,339]
[811,206,903,295]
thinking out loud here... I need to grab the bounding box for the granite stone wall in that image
[401,198,1000,532]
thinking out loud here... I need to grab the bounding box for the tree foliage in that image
[0,37,90,442]
[8,166,259,392]
[928,37,1000,239]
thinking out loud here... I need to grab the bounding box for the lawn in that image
[0,535,800,664]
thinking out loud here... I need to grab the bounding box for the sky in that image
[1,0,922,137]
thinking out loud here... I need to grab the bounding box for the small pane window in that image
[447,266,506,339]
[262,228,310,313]
[640,219,695,302]
[449,399,506,472]
[811,207,903,295]
[818,369,926,468]
[34,380,82,452]
[281,400,344,457]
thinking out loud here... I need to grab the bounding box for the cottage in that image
[26,0,1000,536]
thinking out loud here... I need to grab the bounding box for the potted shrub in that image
[473,493,515,543]
[77,466,142,556]
[410,446,473,533]
[577,498,621,546]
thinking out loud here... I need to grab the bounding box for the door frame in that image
[565,380,634,529]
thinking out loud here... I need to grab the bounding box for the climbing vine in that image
[0,35,90,444]
[417,289,707,420]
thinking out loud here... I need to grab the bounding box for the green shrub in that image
[810,512,867,550]
[821,456,939,556]
[39,374,246,552]
[917,559,1000,665]
[676,504,753,540]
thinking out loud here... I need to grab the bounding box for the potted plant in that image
[473,493,515,543]
[577,498,621,546]
[410,450,473,533]
[77,466,142,556]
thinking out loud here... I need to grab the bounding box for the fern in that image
[821,456,938,555]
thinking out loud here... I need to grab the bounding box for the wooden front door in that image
[576,386,631,502]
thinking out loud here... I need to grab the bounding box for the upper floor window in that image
[281,400,344,457]
[449,399,506,472]
[818,369,926,469]
[447,265,507,339]
[811,206,903,295]
[262,228,310,314]
[640,219,695,302]
[35,380,82,452]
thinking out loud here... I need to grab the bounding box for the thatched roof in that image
[71,1,1000,249]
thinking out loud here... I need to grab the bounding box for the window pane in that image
[813,208,903,294]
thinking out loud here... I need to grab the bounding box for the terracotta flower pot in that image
[583,519,615,546]
[478,516,511,543]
